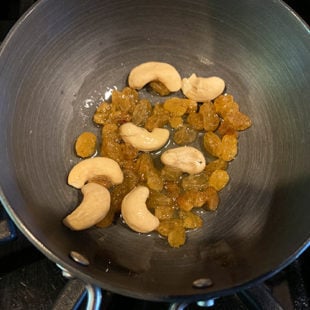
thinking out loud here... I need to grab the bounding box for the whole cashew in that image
[63,182,111,230]
[121,186,160,233]
[182,74,225,101]
[128,62,182,92]
[68,157,123,189]
[161,146,206,174]
[119,122,169,152]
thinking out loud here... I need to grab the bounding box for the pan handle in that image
[54,266,102,310]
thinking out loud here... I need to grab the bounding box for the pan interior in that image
[0,0,309,301]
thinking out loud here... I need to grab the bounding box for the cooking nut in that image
[63,182,111,230]
[68,157,123,189]
[121,186,160,233]
[161,146,206,174]
[182,74,225,101]
[119,122,169,152]
[128,62,182,92]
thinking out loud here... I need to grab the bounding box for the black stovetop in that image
[0,1,309,309]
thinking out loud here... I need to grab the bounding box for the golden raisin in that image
[205,159,228,177]
[161,165,183,182]
[168,226,186,248]
[181,173,209,191]
[149,81,170,96]
[132,99,152,126]
[214,94,239,117]
[199,101,220,131]
[203,131,222,158]
[155,206,175,220]
[157,219,183,237]
[163,97,188,116]
[164,181,181,200]
[111,87,138,113]
[220,134,238,161]
[203,187,219,211]
[93,102,111,125]
[145,104,170,131]
[177,190,208,211]
[147,191,173,209]
[208,170,230,191]
[169,116,183,129]
[179,211,203,229]
[187,112,204,131]
[224,111,252,131]
[173,124,198,145]
[75,132,97,158]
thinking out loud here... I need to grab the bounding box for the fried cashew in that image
[182,74,225,101]
[68,157,123,189]
[128,61,182,92]
[63,183,111,230]
[119,122,169,152]
[161,146,206,174]
[121,186,159,233]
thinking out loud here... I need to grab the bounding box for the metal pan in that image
[0,0,309,302]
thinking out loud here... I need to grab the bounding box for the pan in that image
[0,0,309,304]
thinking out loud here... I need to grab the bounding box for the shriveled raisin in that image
[220,134,238,161]
[111,87,138,113]
[164,181,181,201]
[187,112,204,131]
[93,102,111,125]
[224,111,252,131]
[214,94,239,117]
[217,119,238,136]
[149,81,170,96]
[177,190,208,211]
[168,226,186,248]
[163,98,191,116]
[145,104,170,131]
[208,169,230,191]
[100,124,123,163]
[157,219,183,237]
[169,116,183,129]
[147,191,173,209]
[199,101,220,131]
[173,124,198,145]
[203,131,222,158]
[181,172,209,191]
[75,132,97,158]
[205,159,228,177]
[161,165,183,182]
[179,211,203,229]
[147,170,163,191]
[132,99,152,126]
[203,187,219,211]
[155,206,175,220]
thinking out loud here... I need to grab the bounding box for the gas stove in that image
[0,1,309,309]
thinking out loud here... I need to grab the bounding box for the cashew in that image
[128,62,182,92]
[63,183,111,230]
[68,157,123,189]
[161,146,206,174]
[119,122,169,152]
[121,186,159,233]
[182,74,225,101]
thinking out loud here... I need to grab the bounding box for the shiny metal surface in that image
[0,0,309,302]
